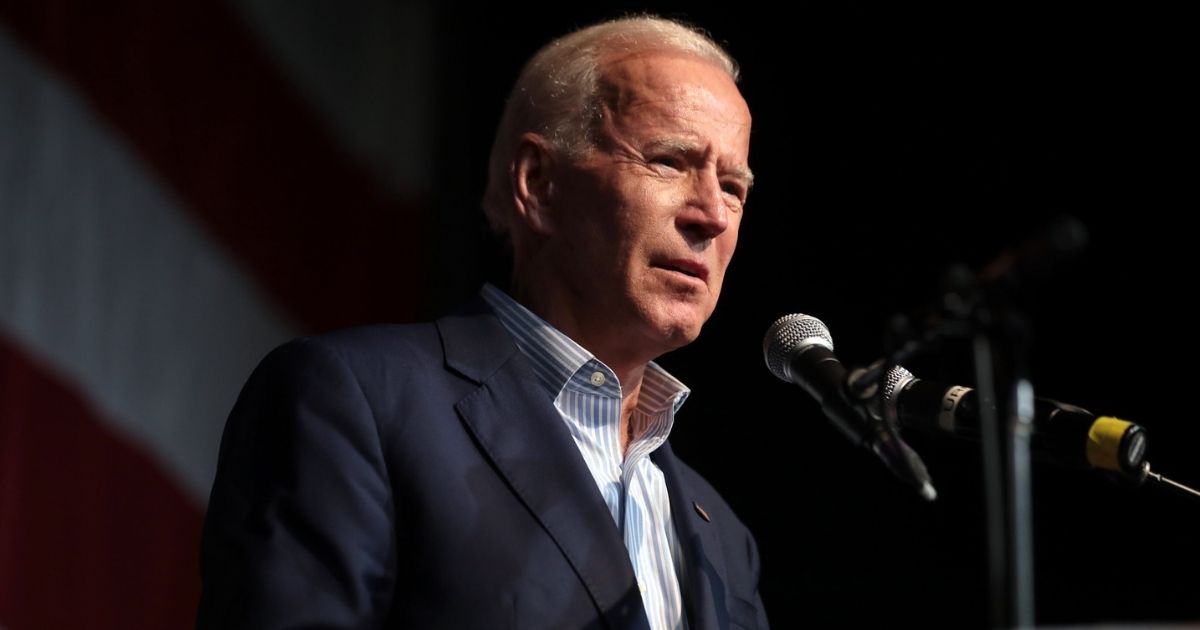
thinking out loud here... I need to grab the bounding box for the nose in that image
[677,169,729,240]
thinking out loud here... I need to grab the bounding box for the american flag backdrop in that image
[0,2,437,627]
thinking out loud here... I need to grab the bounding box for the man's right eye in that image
[649,156,681,170]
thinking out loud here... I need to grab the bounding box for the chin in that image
[645,304,710,351]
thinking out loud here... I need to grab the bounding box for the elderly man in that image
[198,16,765,630]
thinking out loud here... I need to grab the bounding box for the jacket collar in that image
[436,296,652,629]
[437,293,734,629]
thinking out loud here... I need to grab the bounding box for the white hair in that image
[481,16,740,238]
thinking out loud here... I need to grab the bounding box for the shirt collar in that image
[480,283,690,414]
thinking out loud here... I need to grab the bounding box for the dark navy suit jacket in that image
[197,296,768,629]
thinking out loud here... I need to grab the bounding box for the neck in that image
[511,273,654,455]
[619,372,645,455]
[511,273,659,388]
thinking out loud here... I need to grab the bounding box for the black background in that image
[424,4,1196,627]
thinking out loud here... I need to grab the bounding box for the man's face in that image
[545,51,752,356]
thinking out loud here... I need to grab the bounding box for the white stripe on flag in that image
[0,25,299,505]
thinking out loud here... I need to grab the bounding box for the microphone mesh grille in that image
[883,365,915,405]
[762,313,833,382]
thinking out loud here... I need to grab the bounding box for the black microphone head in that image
[763,313,834,384]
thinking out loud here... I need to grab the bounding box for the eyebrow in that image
[643,139,755,188]
[729,165,755,190]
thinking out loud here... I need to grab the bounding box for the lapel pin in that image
[693,501,710,522]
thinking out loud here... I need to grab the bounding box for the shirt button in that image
[590,371,606,386]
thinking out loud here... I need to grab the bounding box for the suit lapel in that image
[653,443,729,630]
[437,300,651,630]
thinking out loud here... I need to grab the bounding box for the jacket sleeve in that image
[196,337,397,629]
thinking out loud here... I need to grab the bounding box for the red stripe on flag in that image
[0,3,427,332]
[0,334,203,629]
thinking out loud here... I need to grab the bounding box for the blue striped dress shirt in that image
[481,284,690,630]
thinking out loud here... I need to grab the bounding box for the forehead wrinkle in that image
[597,51,736,116]
[593,53,752,182]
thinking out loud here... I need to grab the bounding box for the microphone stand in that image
[970,303,1035,630]
[881,217,1088,629]
[963,216,1087,629]
[870,300,1037,629]
[872,214,1200,625]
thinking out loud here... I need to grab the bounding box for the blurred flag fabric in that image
[0,2,432,627]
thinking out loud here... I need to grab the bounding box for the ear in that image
[512,133,557,236]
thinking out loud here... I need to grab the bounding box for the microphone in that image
[883,366,1148,476]
[764,314,937,500]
